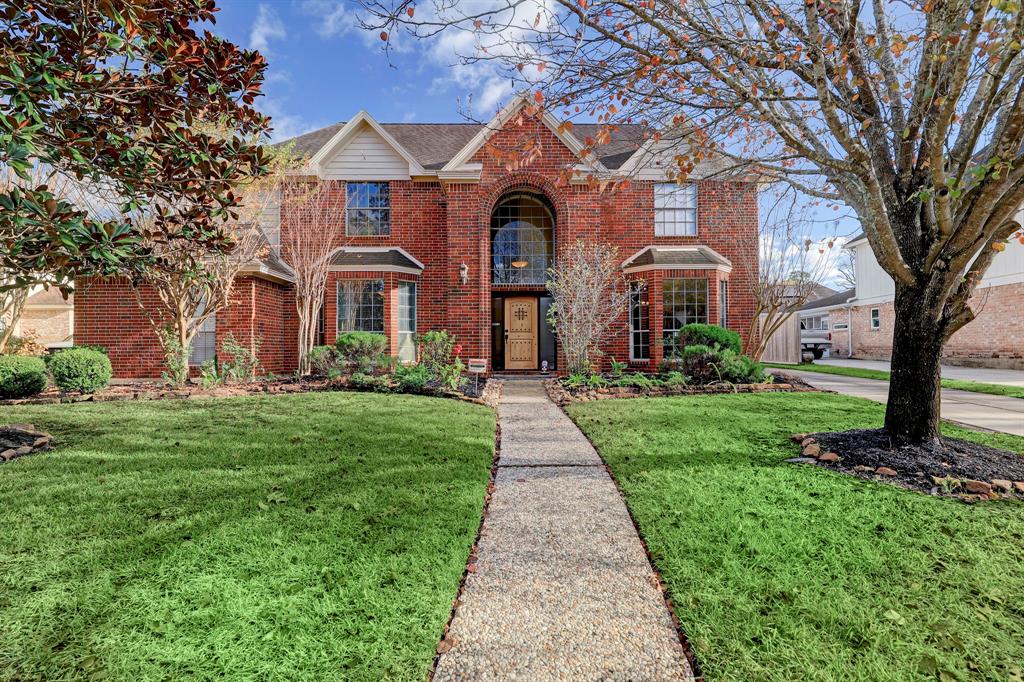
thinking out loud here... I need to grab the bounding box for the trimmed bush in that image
[0,356,48,398]
[307,345,338,376]
[393,363,430,391]
[675,323,742,354]
[335,332,388,373]
[680,344,723,384]
[47,347,113,393]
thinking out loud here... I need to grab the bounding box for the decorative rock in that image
[991,479,1013,493]
[800,437,816,447]
[964,479,992,495]
[0,425,54,463]
[1,449,17,460]
[802,443,821,457]
[1015,482,1024,493]
[853,465,875,473]
[875,467,898,477]
[817,452,840,463]
[791,433,808,443]
[785,457,817,464]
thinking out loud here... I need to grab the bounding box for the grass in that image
[766,362,1024,399]
[0,392,495,681]
[568,393,1024,682]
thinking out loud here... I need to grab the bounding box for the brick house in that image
[75,96,759,378]
[800,224,1024,369]
[13,288,74,348]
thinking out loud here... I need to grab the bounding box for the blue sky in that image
[212,1,511,140]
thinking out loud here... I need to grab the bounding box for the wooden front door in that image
[504,297,538,370]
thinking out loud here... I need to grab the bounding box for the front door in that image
[504,297,538,370]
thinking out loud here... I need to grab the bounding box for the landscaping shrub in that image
[417,330,455,375]
[0,356,48,398]
[220,333,261,383]
[6,331,47,357]
[393,363,430,392]
[47,347,112,393]
[612,372,657,389]
[348,371,391,392]
[335,332,388,373]
[717,352,768,384]
[675,323,742,354]
[680,344,725,384]
[307,345,338,376]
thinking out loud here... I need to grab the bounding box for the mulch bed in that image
[546,378,808,406]
[0,377,502,409]
[763,370,819,391]
[789,429,1024,501]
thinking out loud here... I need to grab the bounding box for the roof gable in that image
[308,111,425,179]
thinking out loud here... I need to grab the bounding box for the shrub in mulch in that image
[788,429,1024,501]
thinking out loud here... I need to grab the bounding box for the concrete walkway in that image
[434,380,693,681]
[778,369,1024,437]
[816,358,1024,387]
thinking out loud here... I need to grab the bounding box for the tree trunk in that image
[883,284,947,446]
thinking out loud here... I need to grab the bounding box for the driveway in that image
[777,369,1024,436]
[817,358,1024,387]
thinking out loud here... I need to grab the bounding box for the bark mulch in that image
[789,428,1024,501]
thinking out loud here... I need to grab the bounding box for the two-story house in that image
[74,96,759,377]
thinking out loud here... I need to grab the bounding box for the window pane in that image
[346,182,390,236]
[491,193,554,285]
[337,280,385,333]
[397,281,416,363]
[654,183,697,236]
[629,281,650,361]
[719,280,728,327]
[662,278,708,355]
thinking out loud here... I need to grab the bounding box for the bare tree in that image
[130,142,301,384]
[368,0,1024,445]
[0,285,28,353]
[546,240,632,375]
[835,250,857,291]
[279,180,347,375]
[747,187,839,360]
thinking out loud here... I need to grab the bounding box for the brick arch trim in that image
[478,172,570,224]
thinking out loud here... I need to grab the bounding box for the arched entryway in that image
[490,191,557,372]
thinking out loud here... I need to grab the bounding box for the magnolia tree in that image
[0,0,269,292]
[747,186,839,360]
[369,0,1024,445]
[546,240,632,375]
[279,180,348,375]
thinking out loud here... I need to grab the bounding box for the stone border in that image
[545,378,802,406]
[0,425,54,463]
[788,433,1024,502]
[0,378,503,410]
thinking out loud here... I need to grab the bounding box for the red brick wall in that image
[74,276,295,378]
[78,109,760,377]
[844,281,1024,367]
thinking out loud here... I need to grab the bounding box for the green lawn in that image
[568,393,1024,682]
[0,392,495,681]
[766,362,1024,399]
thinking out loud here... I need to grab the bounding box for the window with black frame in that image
[662,278,708,355]
[491,193,554,285]
[346,182,390,236]
[337,280,385,333]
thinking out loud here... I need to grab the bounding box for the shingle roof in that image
[329,248,424,272]
[281,121,648,171]
[799,288,856,312]
[622,246,732,271]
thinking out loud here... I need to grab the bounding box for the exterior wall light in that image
[459,261,469,285]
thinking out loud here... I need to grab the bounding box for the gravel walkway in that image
[433,380,694,681]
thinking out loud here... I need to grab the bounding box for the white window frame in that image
[654,183,698,236]
[397,281,417,363]
[628,281,650,362]
[869,308,881,330]
[345,182,391,236]
[832,322,849,330]
[190,308,216,366]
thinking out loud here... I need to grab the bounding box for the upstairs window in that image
[346,182,390,236]
[654,183,697,236]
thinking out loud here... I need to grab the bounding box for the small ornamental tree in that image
[0,0,270,292]
[370,0,1024,445]
[279,180,348,374]
[546,240,632,376]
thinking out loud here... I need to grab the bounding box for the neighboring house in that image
[15,288,74,348]
[74,96,759,378]
[797,287,855,359]
[805,224,1024,369]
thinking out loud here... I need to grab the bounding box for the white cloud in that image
[261,98,325,142]
[401,111,417,123]
[306,0,557,117]
[250,4,287,55]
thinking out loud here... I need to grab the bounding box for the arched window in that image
[491,192,554,285]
